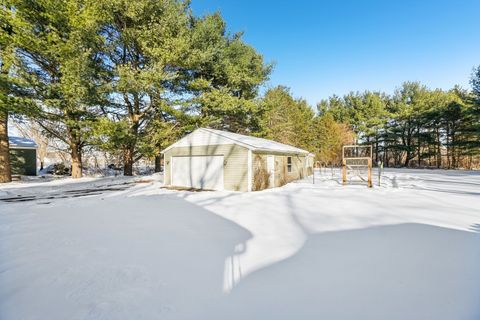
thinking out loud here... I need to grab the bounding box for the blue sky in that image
[191,0,480,106]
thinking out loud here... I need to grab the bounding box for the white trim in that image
[9,146,37,150]
[247,149,252,192]
[169,155,172,186]
[251,148,308,155]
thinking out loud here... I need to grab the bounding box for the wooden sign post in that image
[342,145,373,188]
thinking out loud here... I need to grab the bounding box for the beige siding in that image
[274,154,306,186]
[163,144,249,191]
[252,152,308,190]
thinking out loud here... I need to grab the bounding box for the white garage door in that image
[171,155,224,190]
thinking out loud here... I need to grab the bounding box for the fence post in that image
[342,158,346,185]
[378,161,383,187]
[313,166,315,185]
[367,158,372,188]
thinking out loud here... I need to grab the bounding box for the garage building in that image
[161,128,313,191]
[9,136,38,176]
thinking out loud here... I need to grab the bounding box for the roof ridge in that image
[201,128,309,154]
[200,128,259,150]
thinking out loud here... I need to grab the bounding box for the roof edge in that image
[161,128,311,155]
[160,128,252,153]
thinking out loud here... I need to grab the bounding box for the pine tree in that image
[3,0,105,178]
[188,13,272,134]
[259,86,315,150]
[312,113,354,166]
[0,8,13,182]
[93,3,271,175]
[93,0,196,176]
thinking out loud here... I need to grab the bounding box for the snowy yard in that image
[1,169,479,320]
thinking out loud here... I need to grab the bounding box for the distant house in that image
[9,136,37,176]
[161,128,313,191]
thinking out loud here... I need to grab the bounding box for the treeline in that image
[257,86,354,167]
[255,80,480,169]
[317,82,480,168]
[1,1,479,183]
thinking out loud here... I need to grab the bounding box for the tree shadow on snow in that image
[0,194,253,320]
[401,185,480,197]
[217,223,480,320]
[4,190,480,320]
[469,223,480,233]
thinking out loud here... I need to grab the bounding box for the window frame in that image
[287,156,292,173]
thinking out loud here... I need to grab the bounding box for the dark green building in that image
[9,136,37,176]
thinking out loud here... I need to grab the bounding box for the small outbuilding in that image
[9,136,37,176]
[161,128,313,191]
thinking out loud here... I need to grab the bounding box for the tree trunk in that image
[417,143,421,167]
[0,111,12,183]
[65,120,84,179]
[70,142,83,179]
[123,93,140,177]
[402,128,412,167]
[404,150,410,167]
[123,147,134,176]
[436,128,441,168]
[445,125,451,169]
[154,154,162,172]
[416,126,421,167]
[451,130,456,169]
[383,148,388,167]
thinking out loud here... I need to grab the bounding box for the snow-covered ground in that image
[0,169,479,320]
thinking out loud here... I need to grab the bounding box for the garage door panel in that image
[171,156,224,190]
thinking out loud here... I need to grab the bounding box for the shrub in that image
[253,167,270,191]
[51,163,71,176]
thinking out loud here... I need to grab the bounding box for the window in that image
[287,156,292,172]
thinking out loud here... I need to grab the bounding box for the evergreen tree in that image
[92,0,193,176]
[312,113,354,166]
[259,86,315,150]
[0,4,34,181]
[446,87,479,168]
[471,66,480,102]
[0,5,14,182]
[387,82,429,166]
[94,3,271,175]
[187,13,272,134]
[317,95,349,123]
[3,0,105,178]
[468,66,480,165]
